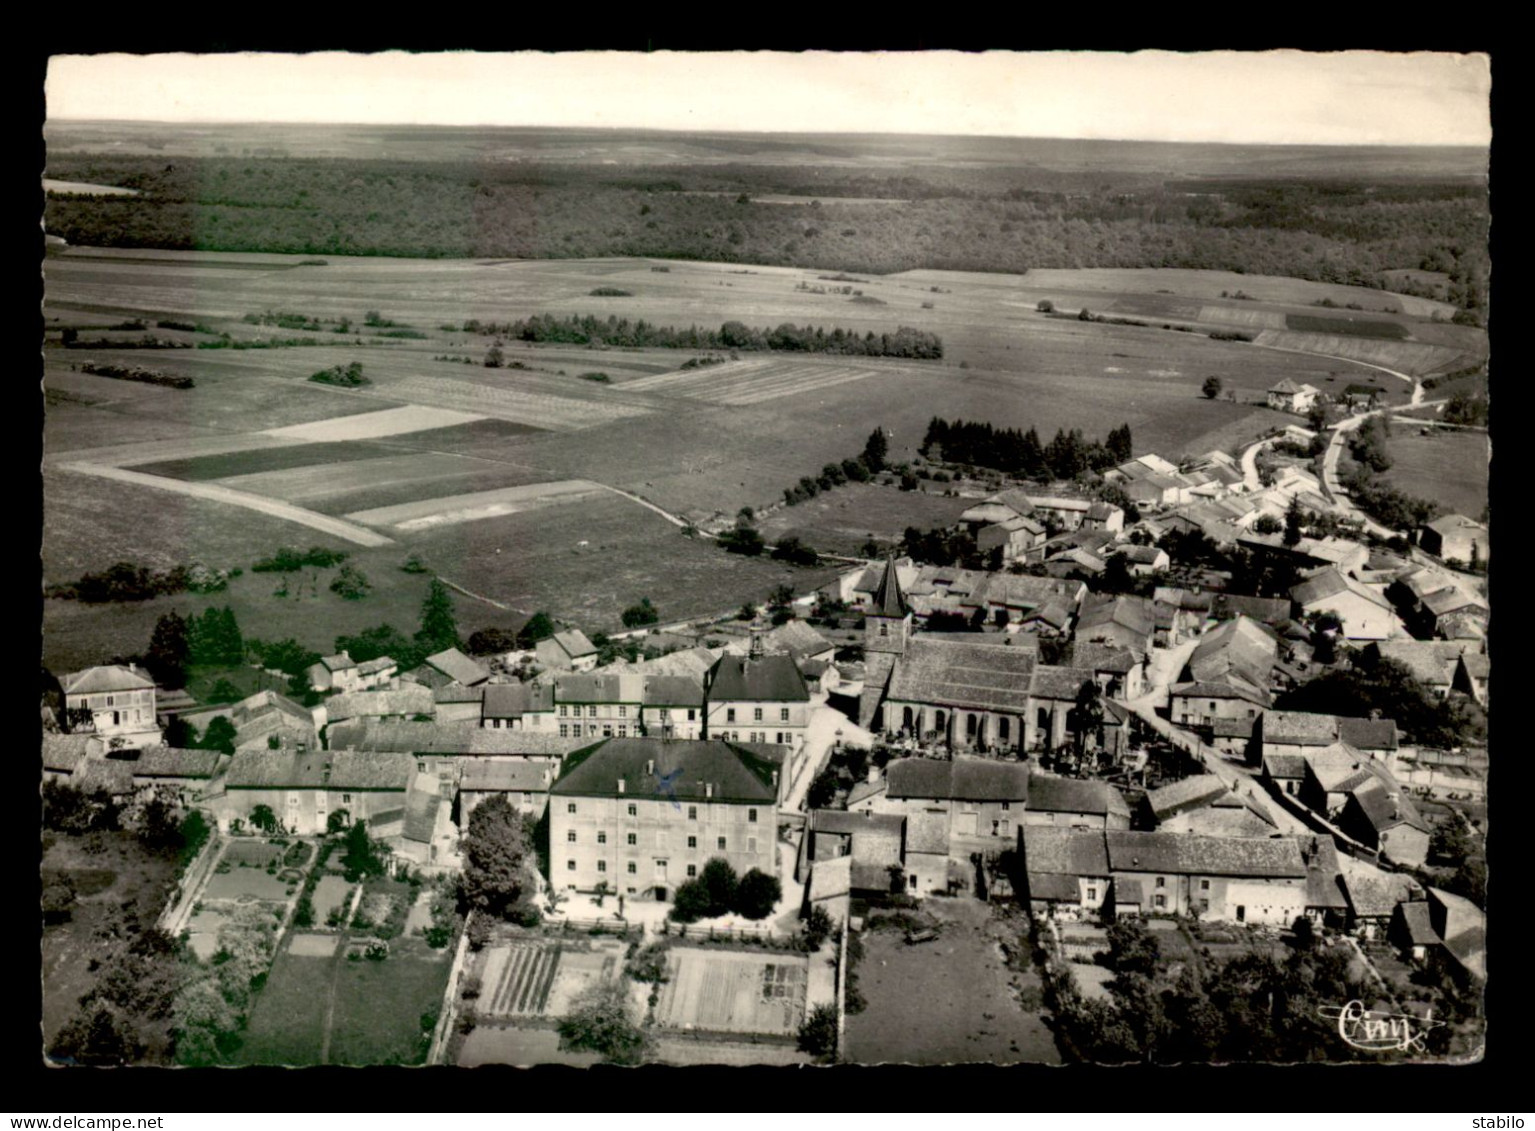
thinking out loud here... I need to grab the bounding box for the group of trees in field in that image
[307,361,369,387]
[42,155,1488,323]
[921,417,1133,479]
[781,427,888,507]
[1340,416,1446,532]
[668,858,782,923]
[47,560,235,603]
[460,312,943,359]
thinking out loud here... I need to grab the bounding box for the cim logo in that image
[1319,1000,1445,1053]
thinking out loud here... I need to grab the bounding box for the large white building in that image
[61,665,161,748]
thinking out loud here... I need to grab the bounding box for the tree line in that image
[921,417,1133,478]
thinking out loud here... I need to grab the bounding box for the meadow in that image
[1382,428,1490,520]
[42,249,1487,670]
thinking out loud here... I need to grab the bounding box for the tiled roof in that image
[764,619,835,660]
[42,733,96,773]
[886,756,1031,803]
[1171,680,1270,707]
[1292,567,1391,611]
[356,656,396,676]
[1269,379,1301,394]
[62,665,156,695]
[1458,653,1490,680]
[557,672,646,704]
[435,683,486,705]
[1261,710,1339,746]
[1022,827,1110,875]
[905,808,951,855]
[809,810,907,837]
[551,737,779,804]
[482,682,555,718]
[1104,831,1307,878]
[886,637,1036,714]
[845,778,886,808]
[1145,775,1231,819]
[1213,716,1256,740]
[1336,717,1399,752]
[1340,858,1419,919]
[1064,642,1138,674]
[808,855,853,903]
[1028,774,1131,818]
[1213,594,1293,624]
[225,748,413,791]
[1028,665,1097,703]
[1425,514,1487,538]
[1187,615,1278,690]
[131,745,221,779]
[643,675,705,707]
[424,648,490,687]
[1076,595,1156,642]
[403,789,441,844]
[324,685,435,722]
[707,653,809,703]
[1396,901,1439,947]
[1262,752,1309,780]
[1350,779,1430,835]
[1028,872,1084,902]
[976,574,1083,610]
[75,759,135,796]
[230,690,316,729]
[460,758,559,792]
[320,653,356,672]
[1372,642,1465,686]
[550,629,598,658]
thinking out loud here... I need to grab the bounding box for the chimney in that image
[868,765,880,785]
[617,778,626,794]
[772,769,779,789]
[706,782,714,799]
[646,759,655,775]
[1388,791,1399,820]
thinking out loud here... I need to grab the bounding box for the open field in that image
[347,479,605,531]
[759,483,974,554]
[654,947,808,1037]
[845,899,1060,1065]
[43,251,1485,668]
[1383,428,1490,520]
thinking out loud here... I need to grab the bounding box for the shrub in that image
[798,1003,839,1060]
[589,287,633,297]
[733,869,782,920]
[308,361,369,387]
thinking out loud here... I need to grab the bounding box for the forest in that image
[921,417,1132,478]
[43,156,1489,321]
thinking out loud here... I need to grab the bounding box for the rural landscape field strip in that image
[361,376,656,430]
[623,358,891,405]
[213,452,506,502]
[46,431,316,470]
[261,404,487,442]
[344,479,605,530]
[54,461,396,547]
[1251,330,1463,376]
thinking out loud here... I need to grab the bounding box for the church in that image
[857,560,1102,755]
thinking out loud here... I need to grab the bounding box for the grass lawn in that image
[1383,428,1489,520]
[236,945,333,1065]
[326,939,451,1066]
[758,482,973,555]
[845,899,1060,1065]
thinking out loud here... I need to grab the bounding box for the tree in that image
[717,525,765,556]
[484,345,504,368]
[515,612,557,649]
[1106,918,1160,979]
[329,564,372,600]
[862,426,889,472]
[327,808,351,835]
[1070,679,1105,756]
[415,577,460,655]
[670,879,712,923]
[1289,915,1316,951]
[797,1002,839,1060]
[207,678,242,704]
[1283,496,1305,546]
[164,715,199,748]
[806,768,839,811]
[342,819,387,882]
[467,627,520,655]
[699,858,739,917]
[1429,813,1474,867]
[248,803,279,834]
[1036,299,1055,313]
[50,1006,144,1067]
[621,597,659,628]
[200,715,238,756]
[1253,513,1283,535]
[144,610,190,687]
[1202,376,1223,400]
[803,905,835,950]
[556,979,649,1066]
[42,874,77,924]
[461,794,537,919]
[733,869,782,920]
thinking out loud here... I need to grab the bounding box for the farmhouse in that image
[796,809,907,887]
[1454,652,1489,707]
[1417,514,1489,567]
[433,682,486,724]
[321,684,436,726]
[553,672,647,741]
[406,647,491,689]
[481,681,557,729]
[42,732,103,781]
[1104,831,1308,925]
[1019,826,1112,920]
[536,628,600,673]
[128,744,222,806]
[306,651,398,694]
[1390,887,1486,982]
[548,737,781,901]
[1290,567,1395,641]
[60,664,160,749]
[1157,789,1279,839]
[1365,641,1474,700]
[1115,544,1171,576]
[871,757,1030,859]
[641,675,706,740]
[217,748,414,835]
[1266,379,1320,414]
[1063,641,1144,700]
[1389,567,1489,640]
[1074,593,1157,657]
[459,758,561,821]
[182,689,319,754]
[1022,772,1133,831]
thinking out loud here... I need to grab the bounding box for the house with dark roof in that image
[460,758,561,821]
[321,685,435,727]
[217,748,415,835]
[1390,887,1486,983]
[1291,567,1395,641]
[61,664,160,748]
[481,681,557,730]
[1020,826,1112,919]
[1104,831,1309,924]
[1064,641,1145,700]
[1418,514,1489,567]
[1022,772,1132,830]
[1142,774,1232,825]
[433,682,486,724]
[1339,856,1422,939]
[1336,775,1431,867]
[641,675,706,740]
[1266,379,1320,414]
[870,756,1030,859]
[549,737,780,902]
[1074,594,1157,658]
[705,641,810,757]
[1454,652,1489,707]
[406,647,491,690]
[307,652,359,693]
[877,636,1036,752]
[1157,788,1279,839]
[536,628,600,673]
[1253,709,1399,769]
[1366,640,1473,700]
[553,671,648,743]
[129,745,222,806]
[796,809,907,886]
[42,732,103,780]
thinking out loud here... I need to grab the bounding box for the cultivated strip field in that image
[345,479,605,531]
[655,948,808,1037]
[362,376,653,430]
[261,404,486,441]
[54,462,395,547]
[1251,330,1467,376]
[622,357,892,406]
[214,452,512,503]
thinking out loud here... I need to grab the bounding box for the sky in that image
[46,50,1492,147]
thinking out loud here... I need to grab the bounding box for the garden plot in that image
[364,376,654,431]
[345,479,606,532]
[288,933,340,958]
[262,404,486,442]
[201,866,294,903]
[311,875,354,925]
[654,948,808,1038]
[479,940,565,1020]
[622,357,889,406]
[543,942,625,1016]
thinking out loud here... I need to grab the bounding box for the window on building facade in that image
[342,794,351,805]
[572,724,581,737]
[588,705,597,718]
[727,708,736,723]
[1087,887,1098,901]
[687,865,697,878]
[567,831,576,843]
[1001,801,1010,811]
[560,705,568,717]
[619,706,627,717]
[687,836,697,849]
[688,709,696,721]
[748,809,757,823]
[717,837,727,851]
[627,833,637,846]
[559,724,569,737]
[597,860,606,873]
[627,804,637,817]
[754,707,763,722]
[597,832,607,844]
[627,862,636,875]
[567,860,576,871]
[1200,879,1210,891]
[688,806,697,820]
[780,708,789,722]
[567,803,577,814]
[418,761,426,774]
[618,725,627,738]
[1156,877,1165,888]
[1154,894,1166,909]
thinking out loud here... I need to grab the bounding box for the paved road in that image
[54,460,397,547]
[1238,437,1272,492]
[1320,399,1448,538]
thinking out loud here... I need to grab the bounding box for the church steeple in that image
[866,558,912,655]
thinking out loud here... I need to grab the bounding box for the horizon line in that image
[42,119,1493,150]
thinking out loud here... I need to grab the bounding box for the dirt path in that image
[53,461,396,547]
[318,947,344,1065]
